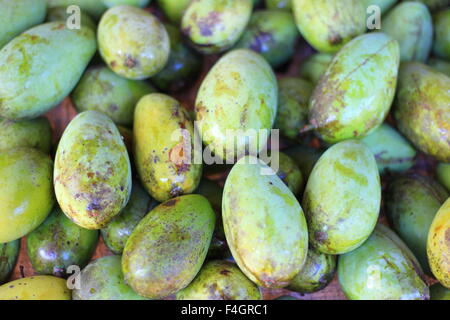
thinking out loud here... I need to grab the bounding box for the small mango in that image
[0,240,20,285]
[157,0,191,24]
[299,53,333,85]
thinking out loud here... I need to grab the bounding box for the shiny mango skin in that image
[98,6,170,80]
[134,93,202,202]
[234,10,298,68]
[122,195,215,298]
[177,260,261,300]
[26,207,98,277]
[181,0,253,54]
[0,22,96,120]
[361,123,417,173]
[292,0,366,53]
[309,33,400,144]
[0,276,71,300]
[270,151,304,196]
[284,145,324,179]
[265,0,291,10]
[303,140,381,254]
[432,8,450,60]
[338,224,429,300]
[72,256,146,300]
[0,0,47,49]
[394,62,450,162]
[157,0,191,24]
[195,49,277,161]
[0,240,20,285]
[47,0,107,19]
[0,117,52,153]
[385,174,448,275]
[288,247,336,293]
[101,181,158,254]
[299,53,333,85]
[363,0,398,14]
[102,0,151,8]
[428,58,450,77]
[427,198,450,288]
[430,283,450,300]
[54,111,132,230]
[437,163,450,192]
[0,148,54,243]
[46,6,97,31]
[222,156,308,288]
[72,66,155,126]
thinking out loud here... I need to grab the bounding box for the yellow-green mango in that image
[428,58,450,77]
[102,0,151,8]
[54,111,132,230]
[437,163,450,192]
[0,276,71,300]
[432,8,450,60]
[430,283,450,300]
[222,156,308,288]
[157,0,191,24]
[0,240,20,285]
[299,53,333,85]
[47,0,107,19]
[363,0,398,14]
[46,6,97,31]
[303,140,381,254]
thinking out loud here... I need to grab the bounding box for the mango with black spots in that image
[0,276,71,300]
[0,240,20,284]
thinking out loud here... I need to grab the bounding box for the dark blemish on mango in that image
[163,199,179,207]
[250,31,274,53]
[197,11,222,37]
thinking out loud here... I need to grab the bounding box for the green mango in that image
[195,49,277,161]
[436,163,450,192]
[0,117,52,153]
[394,62,450,162]
[223,156,308,288]
[428,58,450,77]
[122,195,216,298]
[432,8,450,60]
[27,207,98,276]
[102,0,151,8]
[72,255,146,300]
[292,0,366,53]
[176,260,261,300]
[265,0,291,10]
[269,151,304,196]
[157,0,191,24]
[402,0,450,11]
[0,0,47,49]
[181,0,253,54]
[303,140,381,254]
[299,53,333,85]
[0,22,96,120]
[101,181,158,254]
[385,174,448,275]
[0,148,54,243]
[361,123,417,173]
[152,24,202,91]
[362,0,398,14]
[72,66,155,126]
[288,247,336,293]
[0,240,20,284]
[284,145,324,179]
[47,0,107,19]
[308,33,400,143]
[46,6,96,31]
[338,224,429,300]
[54,111,132,230]
[430,283,450,300]
[234,10,298,68]
[98,6,170,80]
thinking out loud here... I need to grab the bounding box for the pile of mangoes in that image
[0,0,449,301]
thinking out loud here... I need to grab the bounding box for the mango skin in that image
[122,195,216,299]
[0,148,54,243]
[404,0,450,11]
[223,156,308,288]
[0,22,96,120]
[427,198,450,288]
[394,62,450,162]
[0,117,52,153]
[436,163,450,192]
[47,0,107,19]
[265,0,291,10]
[72,66,155,126]
[102,0,151,8]
[385,174,448,275]
[0,240,20,285]
[432,8,450,60]
[46,6,96,31]
[338,224,429,300]
[181,0,253,54]
[26,207,99,277]
[299,53,333,85]
[428,58,450,77]
[363,0,398,14]
[270,151,304,196]
[195,49,277,161]
[430,283,450,300]
[157,0,191,24]
[72,256,146,300]
[0,276,71,300]
[303,140,381,254]
[98,6,170,80]
[284,145,324,179]
[361,123,417,173]
[288,248,336,293]
[0,0,47,49]
[292,0,366,53]
[309,33,400,143]
[54,111,132,230]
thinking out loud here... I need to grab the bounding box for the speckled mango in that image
[0,240,20,285]
[195,49,277,161]
[0,148,54,243]
[72,256,146,300]
[430,283,450,300]
[223,156,308,288]
[98,6,170,80]
[54,111,132,230]
[102,0,151,8]
[292,0,366,53]
[284,145,324,179]
[181,0,253,54]
[427,198,450,288]
[338,224,429,300]
[437,163,450,192]
[268,151,304,196]
[27,207,98,277]
[299,53,333,85]
[394,62,450,162]
[265,0,291,10]
[46,6,96,31]
[157,0,191,24]
[0,22,96,120]
[404,0,450,11]
[72,66,156,126]
[47,0,107,19]
[303,140,381,254]
[176,260,261,300]
[309,33,400,143]
[428,58,450,77]
[0,276,71,300]
[363,0,398,14]
[432,8,450,60]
